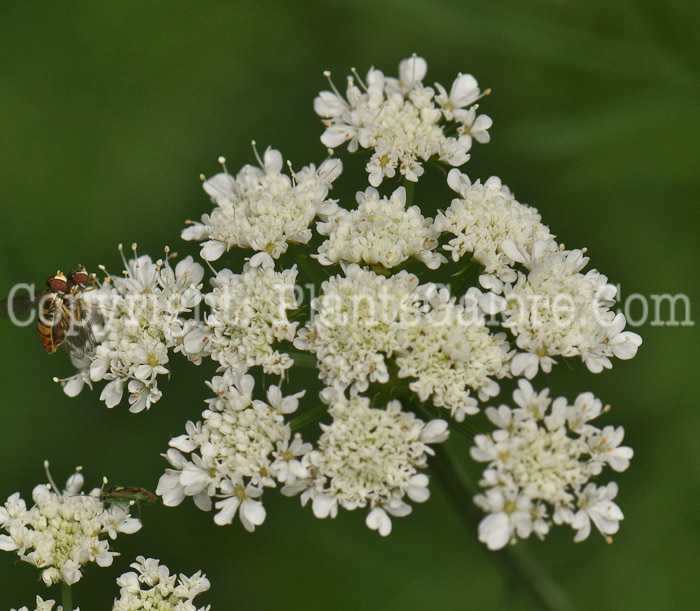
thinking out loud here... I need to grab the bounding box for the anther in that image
[322,70,343,99]
[251,140,264,168]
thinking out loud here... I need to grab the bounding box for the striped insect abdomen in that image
[37,292,66,354]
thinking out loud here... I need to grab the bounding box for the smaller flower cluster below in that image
[0,464,141,587]
[113,556,211,611]
[471,380,633,550]
[11,597,64,611]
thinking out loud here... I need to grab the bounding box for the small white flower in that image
[214,476,266,532]
[315,56,489,186]
[570,482,624,543]
[284,392,447,535]
[113,556,210,610]
[455,106,493,148]
[0,464,141,587]
[435,169,555,282]
[183,148,342,261]
[270,434,312,486]
[186,262,300,375]
[57,247,204,411]
[316,186,446,270]
[157,370,300,530]
[471,382,632,547]
[435,72,481,120]
[474,488,536,550]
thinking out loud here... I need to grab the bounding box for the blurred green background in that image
[0,1,698,609]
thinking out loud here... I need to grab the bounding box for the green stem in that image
[450,258,480,298]
[449,416,487,438]
[427,157,449,175]
[293,249,328,286]
[431,444,575,611]
[289,404,327,431]
[61,582,73,610]
[287,350,318,369]
[403,179,415,206]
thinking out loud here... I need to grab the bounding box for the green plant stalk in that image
[293,248,328,286]
[62,582,73,611]
[286,350,318,369]
[403,179,415,206]
[431,443,575,611]
[290,404,327,431]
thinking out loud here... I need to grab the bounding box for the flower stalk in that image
[61,583,72,611]
[430,443,575,611]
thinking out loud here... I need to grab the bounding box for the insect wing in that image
[63,295,96,359]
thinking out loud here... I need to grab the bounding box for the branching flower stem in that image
[430,443,575,611]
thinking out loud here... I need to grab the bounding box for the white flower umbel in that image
[315,55,491,186]
[184,261,300,375]
[283,389,448,536]
[11,596,63,611]
[498,245,642,378]
[156,369,305,531]
[395,287,512,422]
[182,147,342,261]
[471,380,633,550]
[87,54,638,550]
[0,464,141,586]
[294,264,423,391]
[113,556,210,611]
[315,186,446,270]
[435,169,555,282]
[55,245,204,412]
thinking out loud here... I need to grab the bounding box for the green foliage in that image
[0,1,697,608]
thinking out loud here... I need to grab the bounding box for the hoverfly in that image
[0,265,97,359]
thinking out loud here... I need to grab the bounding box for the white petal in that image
[63,375,86,397]
[100,380,123,408]
[366,507,392,536]
[421,419,449,443]
[311,494,337,519]
[239,498,266,532]
[610,332,642,359]
[200,240,226,261]
[478,512,511,550]
[213,497,240,525]
[511,353,539,379]
[249,252,275,269]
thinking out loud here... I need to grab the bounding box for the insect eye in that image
[46,276,69,293]
[69,271,90,287]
